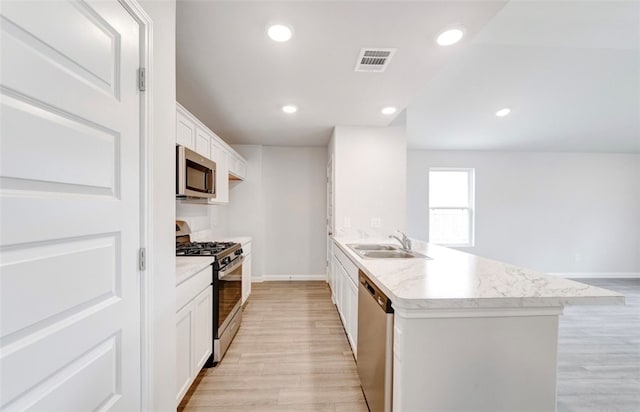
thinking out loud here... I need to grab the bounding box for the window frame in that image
[428,167,475,247]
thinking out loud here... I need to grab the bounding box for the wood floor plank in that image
[179,282,366,411]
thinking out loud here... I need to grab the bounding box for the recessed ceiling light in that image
[495,108,511,117]
[381,107,397,115]
[267,24,293,42]
[282,105,297,114]
[436,28,464,46]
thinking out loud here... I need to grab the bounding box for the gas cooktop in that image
[176,241,236,256]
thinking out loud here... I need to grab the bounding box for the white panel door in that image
[0,1,142,411]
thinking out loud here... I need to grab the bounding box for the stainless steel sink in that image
[361,250,430,259]
[348,244,399,251]
[347,244,431,259]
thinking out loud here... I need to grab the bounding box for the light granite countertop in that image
[176,256,215,286]
[333,237,624,310]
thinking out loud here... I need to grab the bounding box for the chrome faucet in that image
[389,230,412,251]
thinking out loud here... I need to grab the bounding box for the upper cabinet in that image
[195,127,211,159]
[228,152,247,181]
[210,138,228,204]
[176,103,247,204]
[176,110,196,149]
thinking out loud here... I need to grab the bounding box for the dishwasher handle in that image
[359,271,393,313]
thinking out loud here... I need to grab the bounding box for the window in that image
[428,168,475,246]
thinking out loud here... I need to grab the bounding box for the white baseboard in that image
[261,274,328,281]
[549,272,640,279]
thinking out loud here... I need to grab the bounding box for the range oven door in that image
[215,256,243,338]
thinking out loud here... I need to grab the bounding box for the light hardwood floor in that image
[180,279,640,412]
[557,278,640,412]
[179,281,368,412]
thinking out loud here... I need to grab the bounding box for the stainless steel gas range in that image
[176,221,243,366]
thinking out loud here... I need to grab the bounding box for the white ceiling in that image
[406,1,640,152]
[176,1,507,146]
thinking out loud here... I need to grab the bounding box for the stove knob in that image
[235,248,243,255]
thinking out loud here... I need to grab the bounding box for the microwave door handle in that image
[208,169,215,195]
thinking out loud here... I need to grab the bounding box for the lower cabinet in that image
[176,268,213,406]
[346,274,358,353]
[331,245,359,358]
[241,240,252,305]
[242,253,252,305]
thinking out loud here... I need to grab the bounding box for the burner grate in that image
[176,241,237,256]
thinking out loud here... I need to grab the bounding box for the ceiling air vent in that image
[354,48,397,73]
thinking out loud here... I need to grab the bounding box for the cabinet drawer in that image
[334,245,358,284]
[176,265,212,311]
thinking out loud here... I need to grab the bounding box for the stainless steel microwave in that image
[176,145,216,199]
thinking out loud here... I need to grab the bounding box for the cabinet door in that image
[334,257,347,324]
[176,110,195,149]
[210,139,229,204]
[329,256,336,304]
[195,128,211,158]
[242,253,252,305]
[193,286,213,371]
[237,159,247,180]
[175,304,193,405]
[347,277,358,357]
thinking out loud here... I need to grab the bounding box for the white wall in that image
[261,146,328,278]
[407,151,640,275]
[175,201,229,240]
[332,126,407,237]
[139,0,176,410]
[224,145,327,280]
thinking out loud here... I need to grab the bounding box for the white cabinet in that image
[333,255,344,317]
[329,253,336,304]
[176,266,213,406]
[195,127,211,158]
[239,239,252,305]
[209,139,229,204]
[331,245,359,357]
[176,110,196,149]
[175,304,193,404]
[346,274,358,353]
[228,152,247,181]
[242,251,252,305]
[193,287,213,370]
[176,102,248,203]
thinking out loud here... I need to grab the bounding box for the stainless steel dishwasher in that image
[357,271,393,412]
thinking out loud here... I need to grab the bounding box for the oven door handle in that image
[218,255,244,279]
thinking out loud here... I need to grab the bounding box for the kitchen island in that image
[332,237,624,412]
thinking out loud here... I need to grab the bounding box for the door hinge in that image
[137,68,146,91]
[139,247,146,271]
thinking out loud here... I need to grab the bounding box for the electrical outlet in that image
[574,253,581,263]
[344,217,351,228]
[370,217,381,228]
